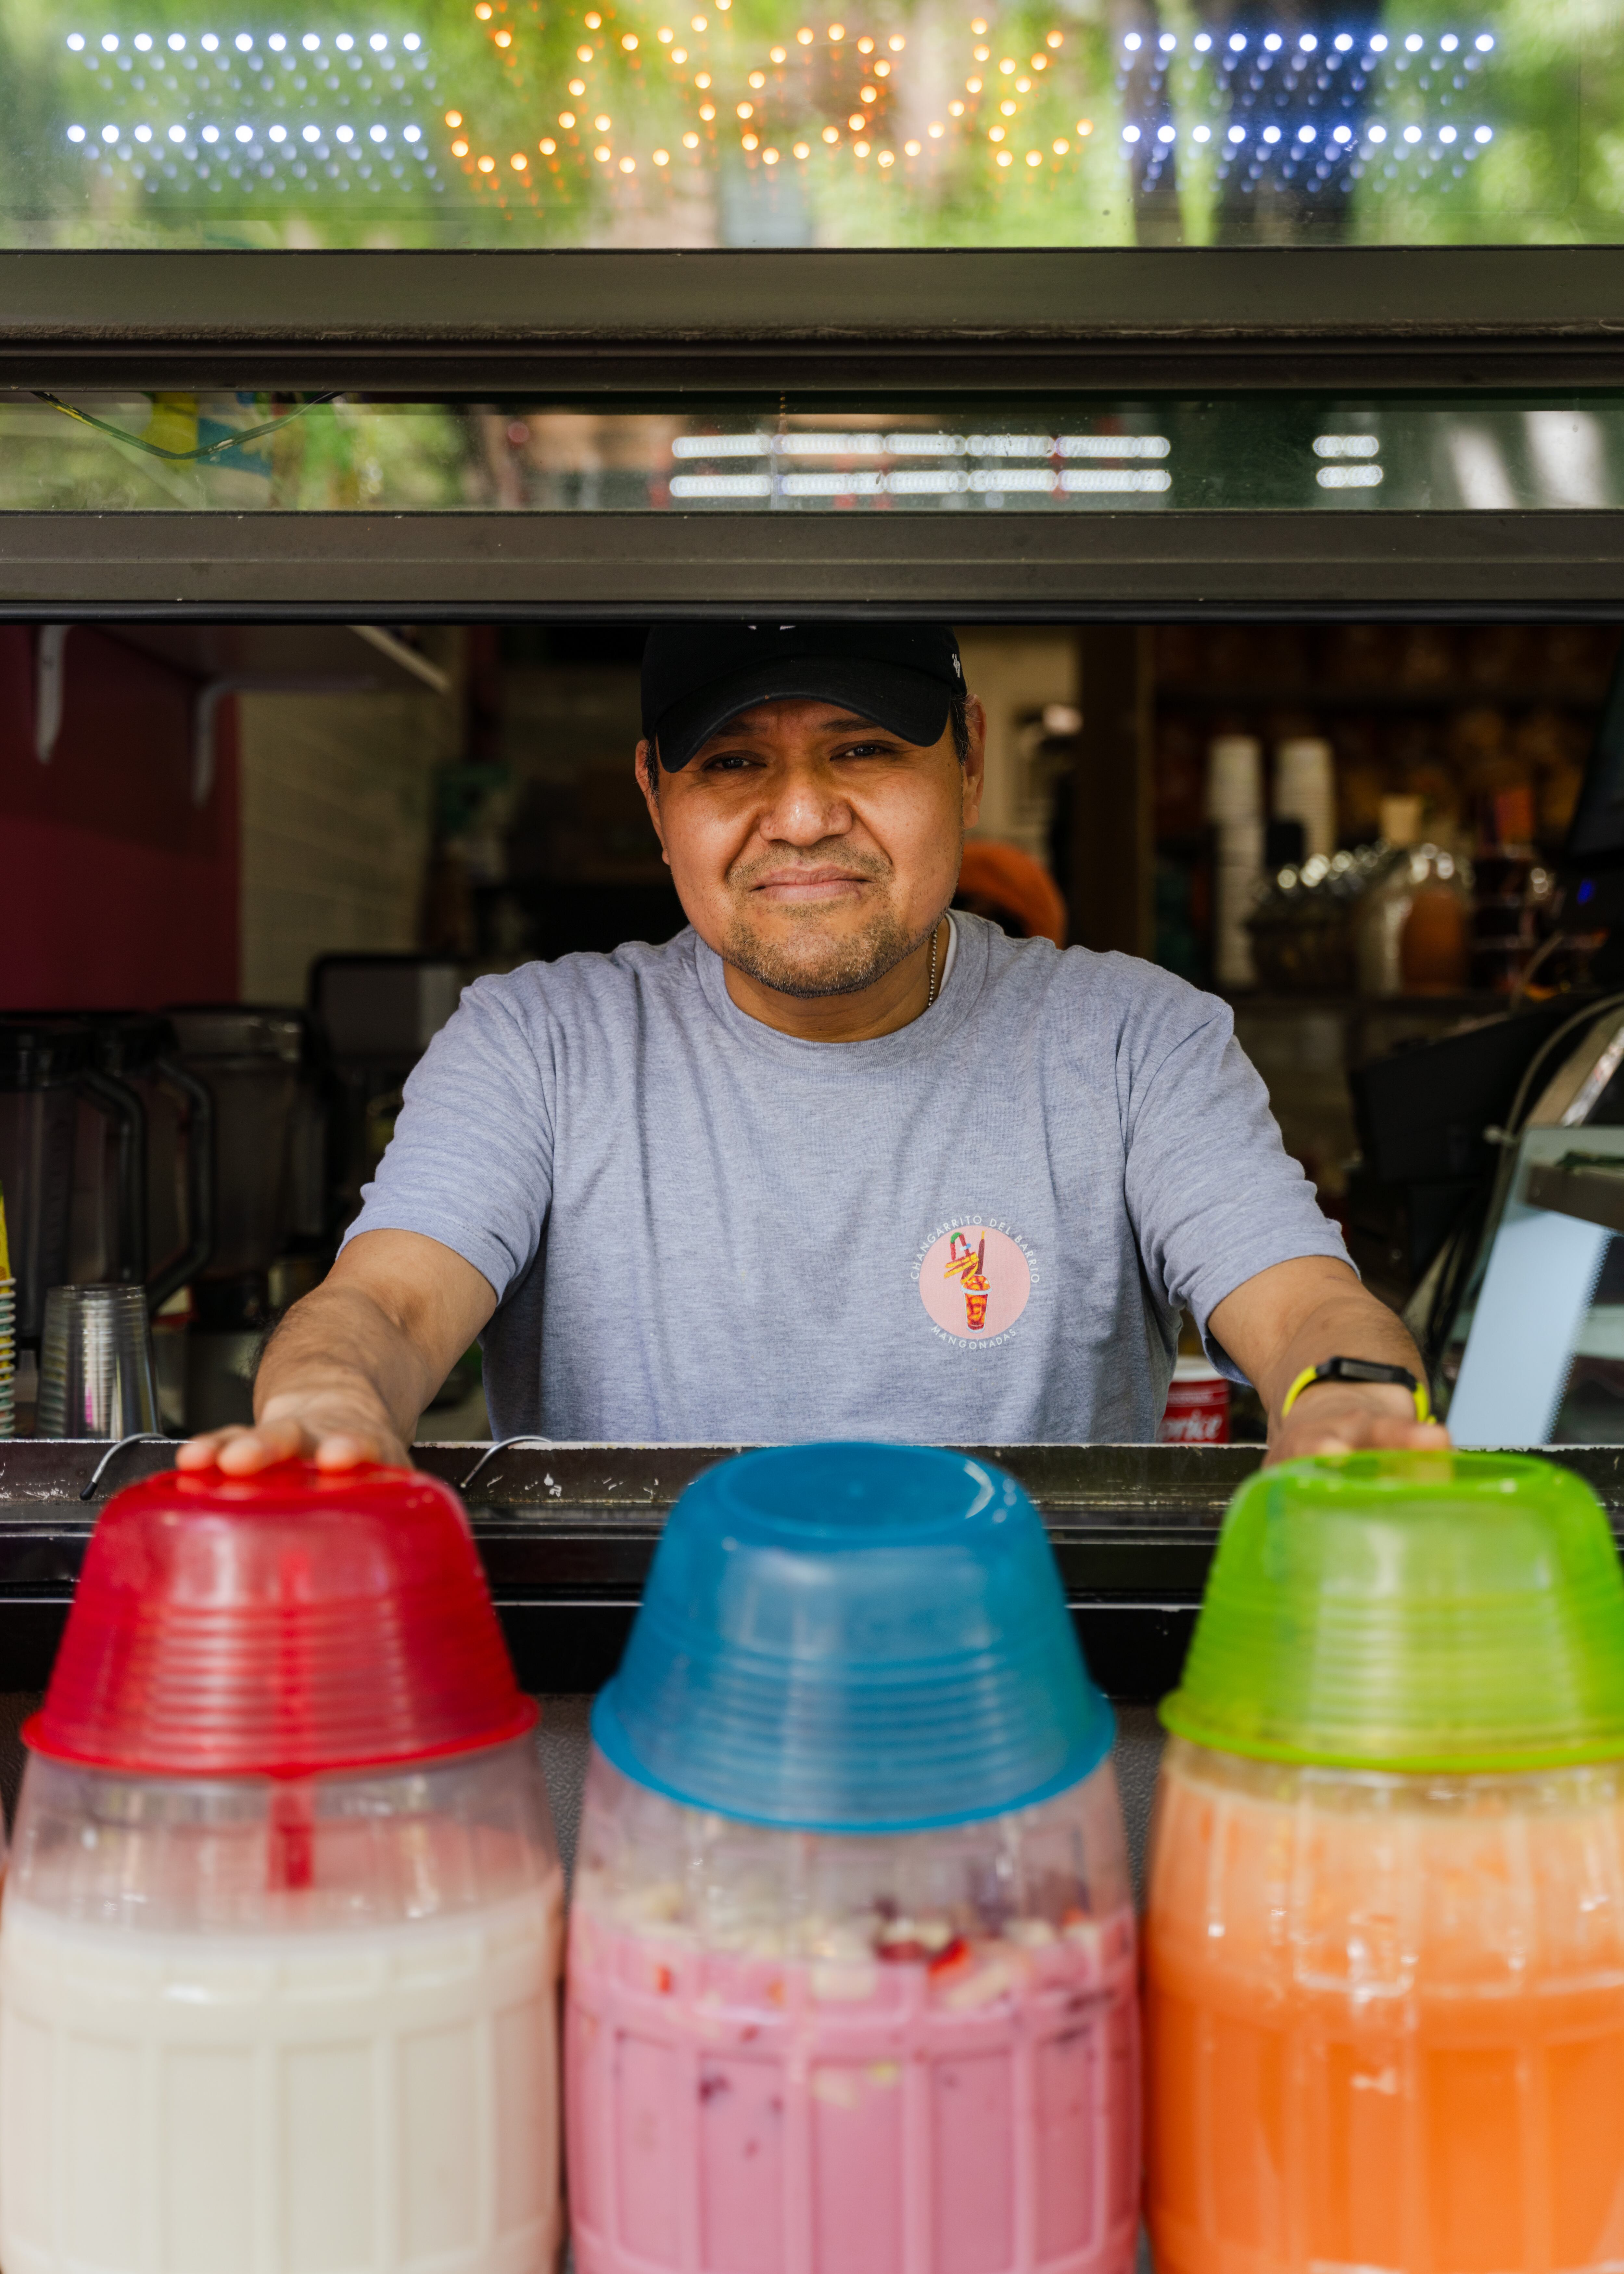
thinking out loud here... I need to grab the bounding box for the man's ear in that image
[634,738,670,864]
[961,695,987,832]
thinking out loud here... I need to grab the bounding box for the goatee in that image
[720,908,938,1000]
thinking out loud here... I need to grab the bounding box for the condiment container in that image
[566,1442,1138,2274]
[1159,1351,1230,1444]
[1145,1450,1624,2274]
[0,1460,564,2274]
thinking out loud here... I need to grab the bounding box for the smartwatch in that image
[1280,1356,1435,1426]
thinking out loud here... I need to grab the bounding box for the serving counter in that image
[4,1438,1623,1695]
[3,1439,1619,1891]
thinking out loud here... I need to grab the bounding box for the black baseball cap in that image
[641,621,964,772]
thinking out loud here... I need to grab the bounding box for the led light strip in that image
[669,468,1173,498]
[671,434,1172,461]
[65,28,425,54]
[1129,120,1494,146]
[1121,28,1496,57]
[68,120,426,146]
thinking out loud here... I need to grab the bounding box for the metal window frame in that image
[6,507,1624,617]
[6,243,1624,393]
[6,244,1624,613]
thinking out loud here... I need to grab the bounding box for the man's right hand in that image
[179,1396,411,1476]
[177,1230,497,1478]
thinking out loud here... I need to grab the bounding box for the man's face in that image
[635,694,985,999]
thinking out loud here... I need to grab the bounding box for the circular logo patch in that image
[918,1224,1033,1341]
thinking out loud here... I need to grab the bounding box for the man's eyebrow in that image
[697,710,892,752]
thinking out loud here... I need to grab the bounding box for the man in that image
[185,621,1445,1476]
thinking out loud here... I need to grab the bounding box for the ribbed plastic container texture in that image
[1161,1450,1624,1772]
[26,1461,537,1777]
[592,1441,1114,1832]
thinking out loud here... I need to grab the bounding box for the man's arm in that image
[1208,1254,1450,1464]
[179,1229,499,1474]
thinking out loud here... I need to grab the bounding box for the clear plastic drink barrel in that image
[0,1460,564,2274]
[1146,1450,1624,2274]
[567,1442,1139,2274]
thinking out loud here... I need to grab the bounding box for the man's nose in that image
[757,764,853,846]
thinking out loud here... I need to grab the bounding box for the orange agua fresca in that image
[1145,1736,1624,2274]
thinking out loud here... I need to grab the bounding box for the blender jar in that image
[0,1460,565,2274]
[565,1442,1139,2274]
[1145,1450,1624,2274]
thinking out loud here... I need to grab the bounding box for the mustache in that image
[727,843,893,892]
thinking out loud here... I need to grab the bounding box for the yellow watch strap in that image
[1280,1366,1321,1422]
[1280,1364,1434,1426]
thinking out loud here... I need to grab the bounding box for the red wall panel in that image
[0,629,238,1009]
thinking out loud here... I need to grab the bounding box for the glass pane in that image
[0,0,1615,249]
[6,390,1624,509]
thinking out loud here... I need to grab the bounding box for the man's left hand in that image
[1268,1379,1450,1465]
[1207,1255,1451,1468]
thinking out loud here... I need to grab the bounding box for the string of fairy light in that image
[440,9,1503,199]
[443,8,1086,194]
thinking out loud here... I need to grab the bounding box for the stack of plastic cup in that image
[1207,734,1264,987]
[36,1283,159,1437]
[1145,1450,1624,2274]
[567,1441,1138,2274]
[1,1460,565,2274]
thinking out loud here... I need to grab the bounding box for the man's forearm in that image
[1253,1283,1426,1426]
[1208,1256,1445,1463]
[254,1280,442,1453]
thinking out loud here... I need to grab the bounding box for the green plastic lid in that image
[1161,1451,1624,1773]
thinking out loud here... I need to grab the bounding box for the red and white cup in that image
[1159,1353,1231,1445]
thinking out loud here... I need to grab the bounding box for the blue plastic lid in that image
[592,1442,1114,1833]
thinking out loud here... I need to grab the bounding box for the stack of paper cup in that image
[0,1284,12,1440]
[1275,736,1337,862]
[0,1186,12,1440]
[1208,735,1264,989]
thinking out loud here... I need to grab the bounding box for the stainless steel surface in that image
[36,1285,158,1439]
[1526,1152,1624,1236]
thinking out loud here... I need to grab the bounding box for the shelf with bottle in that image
[1155,683,1611,714]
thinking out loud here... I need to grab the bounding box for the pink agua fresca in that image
[564,1752,1139,2274]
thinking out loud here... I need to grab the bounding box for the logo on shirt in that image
[915,1220,1035,1347]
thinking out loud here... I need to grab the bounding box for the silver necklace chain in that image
[926,919,941,1009]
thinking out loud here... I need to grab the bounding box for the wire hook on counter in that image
[80,1435,175,1502]
[458,1437,557,1496]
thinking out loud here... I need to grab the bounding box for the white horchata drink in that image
[1,1746,565,2274]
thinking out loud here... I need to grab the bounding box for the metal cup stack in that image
[38,1286,159,1440]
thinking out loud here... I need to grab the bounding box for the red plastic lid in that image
[27,1462,537,1778]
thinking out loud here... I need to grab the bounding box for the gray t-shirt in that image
[347,913,1348,1443]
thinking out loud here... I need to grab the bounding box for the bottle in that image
[1399,845,1472,992]
[1144,1450,1624,2274]
[1354,794,1424,998]
[0,1461,565,2274]
[566,1442,1139,2274]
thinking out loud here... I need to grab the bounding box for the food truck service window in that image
[3,0,1624,611]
